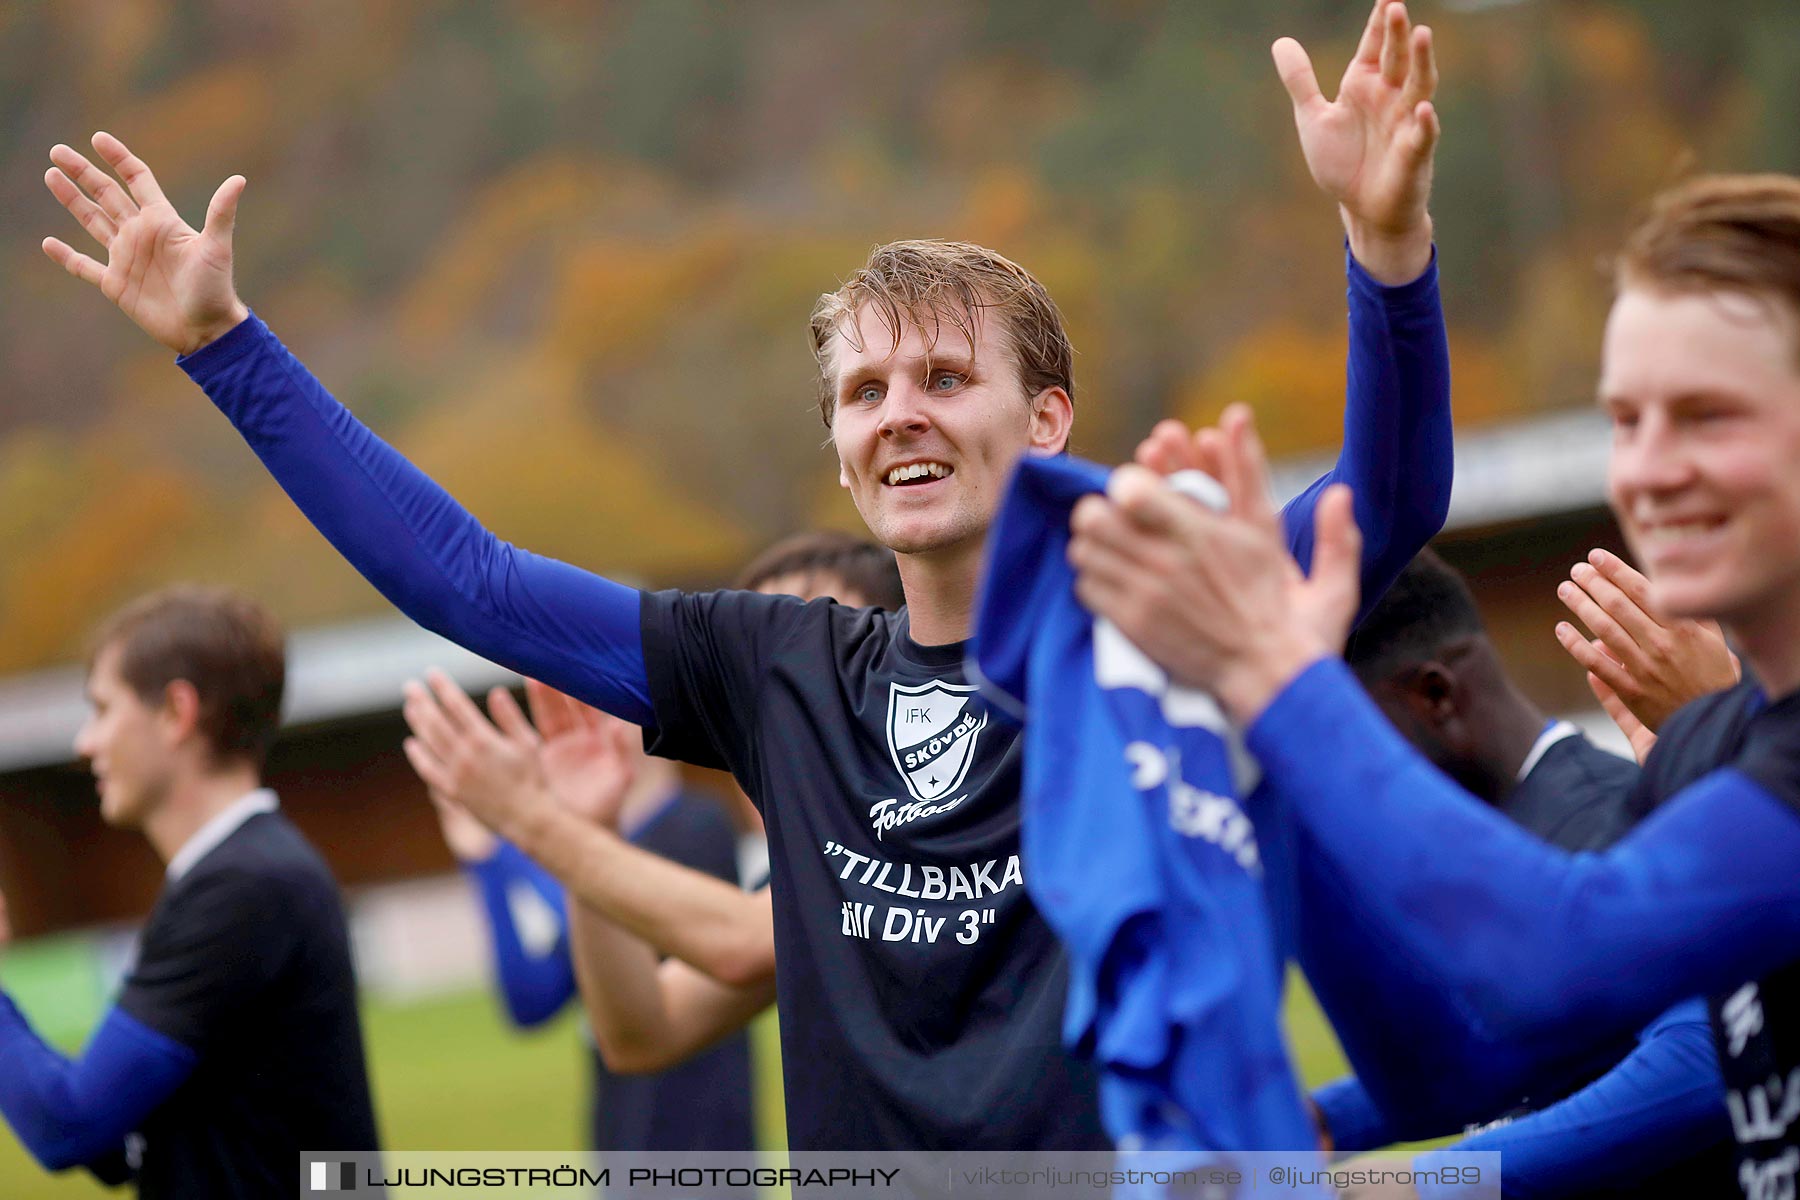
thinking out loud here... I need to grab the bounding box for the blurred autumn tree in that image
[2,0,1797,672]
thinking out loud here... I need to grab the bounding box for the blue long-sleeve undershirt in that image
[466,842,576,1028]
[1289,248,1452,627]
[1249,659,1800,1128]
[176,320,653,725]
[177,250,1447,726]
[0,995,195,1172]
[1317,999,1728,1195]
[1415,998,1728,1198]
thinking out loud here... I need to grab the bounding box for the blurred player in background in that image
[419,532,900,1149]
[428,706,752,1153]
[1067,174,1800,1196]
[557,531,905,1073]
[43,0,1451,1149]
[0,586,379,1197]
[1345,548,1638,851]
[1313,549,1738,1193]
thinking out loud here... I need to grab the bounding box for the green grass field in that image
[0,951,1349,1197]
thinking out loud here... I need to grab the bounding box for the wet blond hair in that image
[809,239,1074,427]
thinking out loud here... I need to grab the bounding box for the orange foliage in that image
[58,0,171,111]
[395,156,625,347]
[960,166,1043,250]
[543,229,745,372]
[1174,322,1351,457]
[1502,249,1612,412]
[0,468,196,672]
[3,0,1783,677]
[399,351,750,581]
[0,431,89,556]
[1563,6,1656,92]
[124,64,278,184]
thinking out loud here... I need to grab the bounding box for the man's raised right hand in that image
[43,132,249,356]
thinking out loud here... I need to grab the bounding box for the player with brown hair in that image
[0,587,378,1196]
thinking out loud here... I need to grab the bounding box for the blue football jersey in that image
[972,453,1317,1159]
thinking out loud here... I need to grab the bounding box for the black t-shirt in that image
[1632,680,1800,1198]
[1500,730,1638,852]
[591,793,754,1152]
[641,591,1107,1150]
[116,810,380,1198]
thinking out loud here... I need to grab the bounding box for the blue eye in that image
[932,372,962,391]
[857,384,882,404]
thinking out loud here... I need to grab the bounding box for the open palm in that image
[526,679,637,830]
[43,132,247,355]
[1275,1,1439,244]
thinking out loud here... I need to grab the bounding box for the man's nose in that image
[878,381,933,439]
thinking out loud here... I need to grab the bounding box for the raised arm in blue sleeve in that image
[176,316,652,723]
[0,997,195,1171]
[1415,999,1728,1199]
[1281,249,1453,623]
[1249,659,1800,1123]
[467,842,576,1028]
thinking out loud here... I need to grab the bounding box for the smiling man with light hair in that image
[1067,173,1800,1195]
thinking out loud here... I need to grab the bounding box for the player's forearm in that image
[570,899,771,1074]
[1282,247,1452,626]
[1343,214,1435,288]
[566,898,685,1071]
[1414,1001,1729,1199]
[514,806,771,986]
[466,846,577,1026]
[1255,659,1800,1112]
[0,1000,194,1172]
[177,315,655,723]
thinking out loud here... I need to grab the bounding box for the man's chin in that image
[877,527,981,559]
[1651,571,1753,626]
[98,795,138,830]
[865,509,987,558]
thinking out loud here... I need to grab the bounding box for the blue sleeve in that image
[1312,1075,1400,1154]
[176,316,653,724]
[1415,999,1728,1199]
[466,842,576,1028]
[0,997,195,1172]
[1249,659,1800,1124]
[1279,249,1452,623]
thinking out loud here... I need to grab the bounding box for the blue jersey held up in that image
[972,454,1311,1158]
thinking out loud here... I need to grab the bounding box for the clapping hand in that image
[1070,405,1362,723]
[1555,549,1740,761]
[523,679,640,831]
[401,671,554,846]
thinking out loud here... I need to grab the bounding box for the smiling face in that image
[1601,286,1800,634]
[825,304,1071,559]
[73,641,178,830]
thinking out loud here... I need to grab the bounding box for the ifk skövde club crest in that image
[885,680,989,803]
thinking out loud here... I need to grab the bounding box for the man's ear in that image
[838,463,851,489]
[1407,662,1460,727]
[160,679,203,746]
[1028,386,1074,455]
